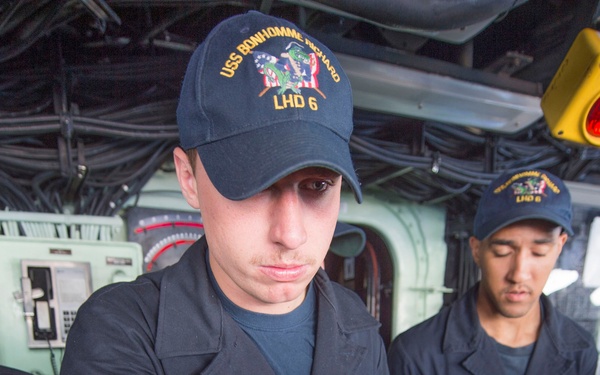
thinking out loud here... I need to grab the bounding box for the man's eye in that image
[490,246,511,257]
[309,180,330,192]
[531,246,551,257]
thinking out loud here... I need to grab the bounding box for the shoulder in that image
[70,271,164,342]
[396,285,478,344]
[543,295,597,348]
[544,300,597,352]
[539,298,599,372]
[388,290,476,374]
[84,272,160,311]
[79,237,206,320]
[62,240,213,373]
[387,310,449,375]
[62,274,165,372]
[390,305,450,354]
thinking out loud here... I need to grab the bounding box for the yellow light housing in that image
[542,28,600,147]
[587,97,600,138]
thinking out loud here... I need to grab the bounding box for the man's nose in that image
[508,251,532,283]
[269,189,308,250]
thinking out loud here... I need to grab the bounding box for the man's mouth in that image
[505,288,530,302]
[260,264,307,282]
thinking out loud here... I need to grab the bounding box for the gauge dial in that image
[126,207,204,272]
[143,233,200,272]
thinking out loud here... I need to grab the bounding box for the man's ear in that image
[556,231,568,256]
[469,236,481,267]
[173,147,201,209]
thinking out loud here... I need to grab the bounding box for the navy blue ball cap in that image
[473,169,573,240]
[176,11,362,202]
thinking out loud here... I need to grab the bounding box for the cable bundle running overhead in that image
[0,55,184,215]
[350,109,599,217]
[1,1,599,218]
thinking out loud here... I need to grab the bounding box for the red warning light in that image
[587,97,600,138]
[542,28,600,146]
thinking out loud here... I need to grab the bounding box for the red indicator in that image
[134,221,204,234]
[147,239,196,272]
[587,97,600,138]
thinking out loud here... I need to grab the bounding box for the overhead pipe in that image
[287,0,526,31]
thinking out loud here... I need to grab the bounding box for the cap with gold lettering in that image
[473,169,573,240]
[176,11,361,202]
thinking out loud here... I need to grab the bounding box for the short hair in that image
[185,148,197,173]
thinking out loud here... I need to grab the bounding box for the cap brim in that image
[330,221,366,257]
[475,206,574,240]
[197,120,362,203]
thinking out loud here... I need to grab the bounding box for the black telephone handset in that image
[21,260,92,349]
[27,267,57,341]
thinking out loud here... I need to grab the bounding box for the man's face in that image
[174,149,341,314]
[470,219,567,319]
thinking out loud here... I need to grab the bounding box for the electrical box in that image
[20,259,93,349]
[542,28,600,147]
[0,217,142,374]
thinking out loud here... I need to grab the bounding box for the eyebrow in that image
[487,236,555,247]
[304,168,341,179]
[488,239,513,246]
